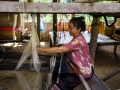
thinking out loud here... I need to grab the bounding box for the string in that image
[13,14,18,40]
[47,38,57,88]
[56,16,66,83]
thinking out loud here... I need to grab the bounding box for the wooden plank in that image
[88,74,110,90]
[0,1,120,13]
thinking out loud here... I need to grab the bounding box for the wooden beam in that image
[0,1,120,13]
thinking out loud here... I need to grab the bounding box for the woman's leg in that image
[51,67,94,90]
[51,73,81,90]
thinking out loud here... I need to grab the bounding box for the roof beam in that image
[0,1,120,14]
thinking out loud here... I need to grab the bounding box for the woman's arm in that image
[36,46,69,54]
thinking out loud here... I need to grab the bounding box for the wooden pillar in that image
[89,16,100,62]
[34,0,40,41]
[113,0,120,54]
[37,14,40,41]
[53,0,57,46]
[72,0,75,18]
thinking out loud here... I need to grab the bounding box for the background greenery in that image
[20,0,118,25]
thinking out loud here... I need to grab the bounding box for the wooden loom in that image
[0,1,120,90]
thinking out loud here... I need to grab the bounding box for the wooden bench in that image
[87,73,110,90]
[64,55,110,90]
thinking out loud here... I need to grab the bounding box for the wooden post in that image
[113,0,120,54]
[89,16,100,62]
[53,0,57,46]
[102,68,120,81]
[37,14,40,41]
[72,0,75,18]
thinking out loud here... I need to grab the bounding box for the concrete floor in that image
[0,44,120,90]
[94,45,120,90]
[75,45,120,90]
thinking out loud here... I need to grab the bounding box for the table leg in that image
[114,44,117,55]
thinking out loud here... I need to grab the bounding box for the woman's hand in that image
[36,47,41,53]
[36,46,69,54]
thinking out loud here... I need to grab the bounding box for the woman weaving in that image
[37,17,94,90]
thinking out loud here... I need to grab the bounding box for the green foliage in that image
[97,1,118,3]
[42,14,53,22]
[19,0,118,24]
[34,0,52,2]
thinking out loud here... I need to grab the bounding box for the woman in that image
[37,17,94,90]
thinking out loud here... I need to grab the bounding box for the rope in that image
[103,16,117,27]
[13,14,18,40]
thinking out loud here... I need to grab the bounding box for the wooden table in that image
[49,31,120,54]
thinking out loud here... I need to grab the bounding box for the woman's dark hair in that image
[70,17,86,32]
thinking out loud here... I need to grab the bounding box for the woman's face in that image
[68,22,80,36]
